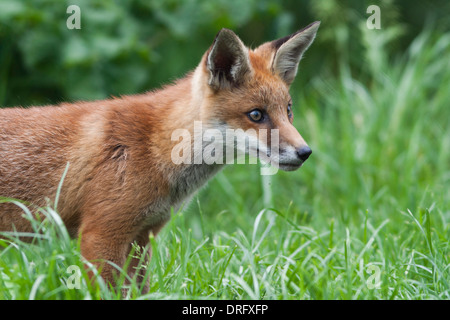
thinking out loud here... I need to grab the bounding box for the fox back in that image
[0,22,320,290]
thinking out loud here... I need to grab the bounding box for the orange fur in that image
[0,22,320,291]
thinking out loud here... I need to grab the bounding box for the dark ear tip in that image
[216,28,235,36]
[272,21,320,50]
[311,21,321,28]
[299,21,321,33]
[212,28,241,47]
[215,28,237,39]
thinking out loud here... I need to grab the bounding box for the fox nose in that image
[297,146,312,162]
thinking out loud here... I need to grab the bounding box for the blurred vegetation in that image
[0,0,449,107]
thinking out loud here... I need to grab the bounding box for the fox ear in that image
[206,28,252,90]
[271,21,320,85]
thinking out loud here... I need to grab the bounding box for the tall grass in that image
[1,28,449,300]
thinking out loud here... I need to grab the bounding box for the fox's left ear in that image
[271,21,320,85]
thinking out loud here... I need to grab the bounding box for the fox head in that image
[192,22,320,172]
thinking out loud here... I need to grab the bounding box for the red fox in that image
[0,22,320,289]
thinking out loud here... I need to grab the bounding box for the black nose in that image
[297,146,312,162]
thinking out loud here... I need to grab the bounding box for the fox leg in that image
[126,221,169,293]
[79,212,138,290]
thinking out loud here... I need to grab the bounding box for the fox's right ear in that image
[206,29,252,90]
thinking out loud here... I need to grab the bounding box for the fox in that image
[0,21,320,290]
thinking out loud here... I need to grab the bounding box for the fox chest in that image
[141,163,224,227]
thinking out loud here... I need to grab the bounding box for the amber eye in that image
[248,109,264,122]
[287,104,293,118]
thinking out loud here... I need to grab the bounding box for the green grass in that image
[1,28,449,300]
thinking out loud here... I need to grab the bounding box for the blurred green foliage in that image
[0,0,449,107]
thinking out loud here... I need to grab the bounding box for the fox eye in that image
[247,109,264,122]
[287,104,293,118]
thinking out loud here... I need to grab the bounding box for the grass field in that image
[0,28,449,300]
